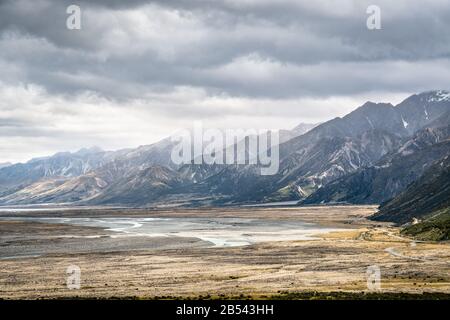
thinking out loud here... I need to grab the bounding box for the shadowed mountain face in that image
[87,165,190,206]
[0,90,449,207]
[372,155,450,225]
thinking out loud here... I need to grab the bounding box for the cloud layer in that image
[1,0,449,162]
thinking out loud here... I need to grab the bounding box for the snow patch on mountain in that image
[297,186,307,197]
[428,90,450,102]
[401,116,409,128]
[366,117,375,129]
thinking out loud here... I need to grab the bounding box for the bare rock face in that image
[302,123,450,205]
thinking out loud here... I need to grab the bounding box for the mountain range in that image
[302,118,450,205]
[0,163,11,169]
[0,90,449,227]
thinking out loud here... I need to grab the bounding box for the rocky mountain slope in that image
[302,119,450,205]
[0,147,121,195]
[172,91,450,205]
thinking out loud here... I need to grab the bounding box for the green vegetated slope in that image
[401,207,450,241]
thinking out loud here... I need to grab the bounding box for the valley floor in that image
[0,206,449,299]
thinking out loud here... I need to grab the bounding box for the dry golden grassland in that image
[0,206,449,299]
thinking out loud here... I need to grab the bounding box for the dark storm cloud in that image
[1,0,450,163]
[0,0,449,100]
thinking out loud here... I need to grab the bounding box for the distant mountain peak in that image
[291,122,319,136]
[360,101,394,108]
[76,146,104,155]
[0,162,12,169]
[344,102,395,120]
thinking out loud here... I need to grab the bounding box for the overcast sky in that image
[1,0,450,163]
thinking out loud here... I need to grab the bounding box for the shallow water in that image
[0,216,340,247]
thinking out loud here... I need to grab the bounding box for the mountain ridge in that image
[0,90,449,207]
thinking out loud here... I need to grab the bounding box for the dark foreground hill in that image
[372,155,450,240]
